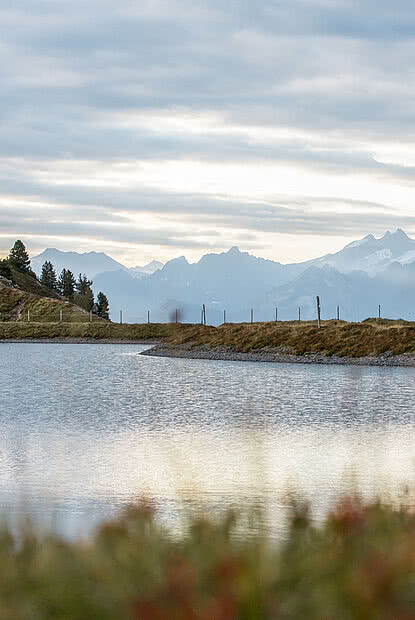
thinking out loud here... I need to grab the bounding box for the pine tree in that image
[8,240,33,274]
[40,261,58,290]
[74,273,94,311]
[57,269,76,300]
[96,292,110,319]
[0,259,12,281]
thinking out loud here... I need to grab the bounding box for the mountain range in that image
[31,249,163,281]
[30,229,415,324]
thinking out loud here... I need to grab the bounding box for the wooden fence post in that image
[275,306,278,322]
[60,310,63,322]
[337,305,340,321]
[120,310,123,325]
[298,307,301,323]
[250,308,254,324]
[316,296,321,329]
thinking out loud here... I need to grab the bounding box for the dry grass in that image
[0,285,95,323]
[164,320,415,358]
[0,321,192,341]
[2,316,415,357]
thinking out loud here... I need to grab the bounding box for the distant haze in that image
[31,229,415,324]
[2,2,415,265]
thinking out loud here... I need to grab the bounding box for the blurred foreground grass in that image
[2,497,415,618]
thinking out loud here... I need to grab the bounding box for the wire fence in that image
[0,310,102,323]
[0,300,403,325]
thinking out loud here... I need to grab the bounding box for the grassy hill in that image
[0,267,95,323]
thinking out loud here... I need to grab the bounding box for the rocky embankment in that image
[141,343,415,367]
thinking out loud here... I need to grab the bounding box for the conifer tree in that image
[8,240,33,274]
[40,261,58,290]
[57,269,76,300]
[0,259,12,281]
[74,273,94,311]
[96,292,110,319]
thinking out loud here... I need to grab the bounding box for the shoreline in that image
[3,338,415,368]
[141,344,415,368]
[0,338,160,345]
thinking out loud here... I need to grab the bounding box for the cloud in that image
[1,0,415,263]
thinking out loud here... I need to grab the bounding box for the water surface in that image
[1,342,415,537]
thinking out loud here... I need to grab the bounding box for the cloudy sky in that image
[2,0,415,266]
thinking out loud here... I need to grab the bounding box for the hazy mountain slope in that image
[262,260,415,323]
[128,260,164,279]
[93,247,294,322]
[312,229,415,275]
[32,229,415,324]
[262,266,378,322]
[31,248,127,279]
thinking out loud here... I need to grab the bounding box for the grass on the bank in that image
[0,320,191,341]
[2,318,415,356]
[1,497,415,619]
[164,320,415,358]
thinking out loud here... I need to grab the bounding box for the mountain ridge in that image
[30,229,415,323]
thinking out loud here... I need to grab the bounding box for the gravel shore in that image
[141,343,415,368]
[0,338,160,345]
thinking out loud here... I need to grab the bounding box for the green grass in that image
[1,497,415,618]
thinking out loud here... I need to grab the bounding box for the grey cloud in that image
[1,184,413,254]
[1,0,415,258]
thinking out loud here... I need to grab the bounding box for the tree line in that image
[0,240,110,319]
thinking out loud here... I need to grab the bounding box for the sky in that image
[2,0,415,266]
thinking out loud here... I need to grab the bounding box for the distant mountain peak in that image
[381,228,409,241]
[30,247,127,279]
[227,246,241,255]
[393,227,409,239]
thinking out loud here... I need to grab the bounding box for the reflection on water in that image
[0,343,415,537]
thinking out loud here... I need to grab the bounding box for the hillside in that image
[0,270,95,323]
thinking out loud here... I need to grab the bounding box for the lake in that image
[1,342,415,538]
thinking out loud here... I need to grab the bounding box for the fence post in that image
[316,296,321,329]
[27,310,30,323]
[337,305,340,321]
[275,306,278,322]
[120,310,123,325]
[223,309,226,324]
[200,307,203,325]
[298,307,301,323]
[147,310,150,324]
[378,304,381,322]
[250,308,254,324]
[202,304,206,326]
[89,310,92,322]
[60,310,63,322]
